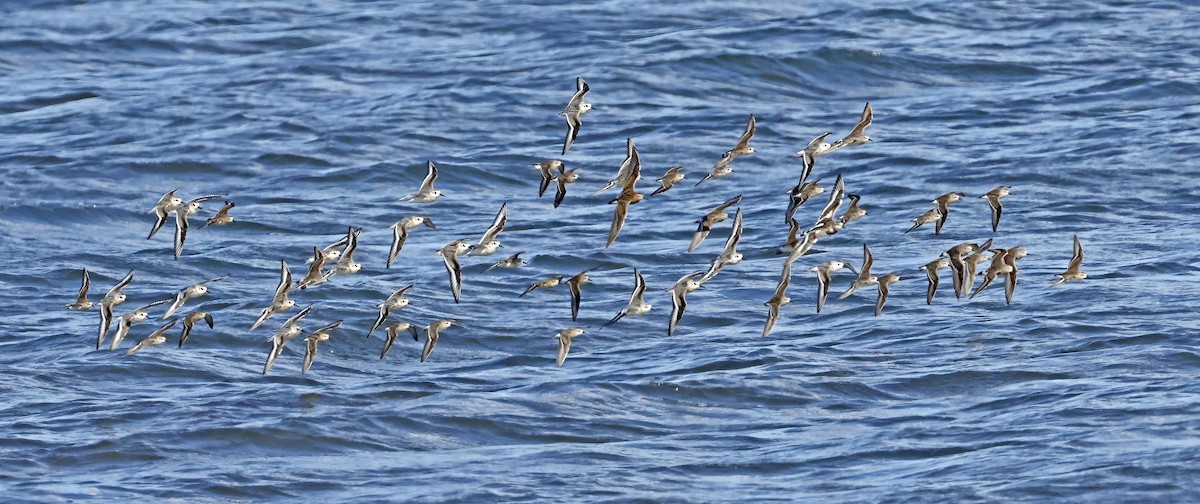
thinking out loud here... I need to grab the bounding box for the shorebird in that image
[387,215,436,268]
[328,227,363,277]
[296,246,330,290]
[368,284,413,337]
[420,319,456,362]
[147,189,182,239]
[695,154,733,188]
[307,234,350,266]
[594,138,639,195]
[650,166,685,196]
[467,202,508,256]
[601,268,652,330]
[980,185,1011,233]
[172,207,189,260]
[400,161,443,203]
[203,201,235,227]
[762,261,792,338]
[1002,246,1029,305]
[560,77,592,155]
[840,193,867,225]
[919,258,950,305]
[944,240,987,298]
[962,239,995,297]
[302,320,342,374]
[667,272,703,336]
[804,175,846,243]
[931,192,965,235]
[532,160,564,198]
[838,244,878,300]
[973,246,1029,304]
[823,102,873,155]
[699,207,743,283]
[485,252,527,271]
[162,275,229,319]
[97,270,135,350]
[553,328,586,368]
[874,273,901,316]
[785,179,823,224]
[779,218,803,255]
[262,304,314,375]
[520,275,563,298]
[606,152,644,248]
[250,259,295,331]
[125,319,177,356]
[814,174,845,225]
[66,268,93,311]
[695,115,755,187]
[110,298,171,351]
[178,310,213,347]
[796,132,835,159]
[905,209,941,234]
[436,239,471,303]
[553,165,580,209]
[723,114,756,159]
[811,260,854,313]
[566,268,596,322]
[1052,234,1088,287]
[971,248,1012,301]
[689,194,742,252]
[380,321,418,360]
[794,131,834,180]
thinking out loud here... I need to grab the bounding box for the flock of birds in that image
[64,76,1091,373]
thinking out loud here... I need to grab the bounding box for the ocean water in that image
[2,0,1200,501]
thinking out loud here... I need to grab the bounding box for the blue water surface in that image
[2,0,1199,501]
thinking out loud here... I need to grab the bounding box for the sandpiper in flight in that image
[250,260,295,331]
[601,268,652,330]
[66,268,93,311]
[667,272,703,336]
[560,77,591,155]
[980,185,1011,233]
[1052,235,1087,287]
[436,239,472,303]
[399,161,443,203]
[689,194,742,252]
[553,327,586,368]
[467,202,508,256]
[387,215,436,268]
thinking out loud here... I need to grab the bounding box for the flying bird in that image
[688,194,742,253]
[1052,234,1088,287]
[823,102,873,155]
[980,185,1012,233]
[560,77,592,155]
[762,261,792,338]
[666,272,703,336]
[601,268,652,330]
[400,161,443,203]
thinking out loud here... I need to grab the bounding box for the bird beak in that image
[845,264,858,274]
